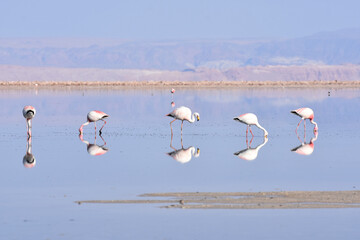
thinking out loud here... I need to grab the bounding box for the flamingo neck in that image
[26,139,32,154]
[310,119,318,131]
[189,114,196,123]
[79,121,89,133]
[27,119,32,128]
[190,147,196,155]
[256,123,268,136]
[256,137,268,150]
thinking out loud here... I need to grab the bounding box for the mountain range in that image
[0,28,360,70]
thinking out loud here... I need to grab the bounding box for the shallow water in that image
[1,87,360,239]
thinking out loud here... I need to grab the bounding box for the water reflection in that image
[234,136,268,161]
[23,136,36,168]
[291,131,318,156]
[79,134,109,156]
[167,135,200,164]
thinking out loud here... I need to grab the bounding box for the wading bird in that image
[233,113,268,138]
[234,137,268,161]
[23,106,36,137]
[168,146,200,164]
[79,133,108,156]
[23,136,36,168]
[79,110,109,135]
[291,107,318,133]
[166,106,200,135]
[291,130,318,156]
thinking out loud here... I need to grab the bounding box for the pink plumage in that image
[291,107,318,132]
[79,110,109,135]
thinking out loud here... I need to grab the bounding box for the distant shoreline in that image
[1,80,360,88]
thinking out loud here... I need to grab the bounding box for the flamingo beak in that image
[197,148,200,154]
[197,116,200,121]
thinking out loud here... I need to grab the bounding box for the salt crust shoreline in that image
[1,80,360,88]
[75,190,360,209]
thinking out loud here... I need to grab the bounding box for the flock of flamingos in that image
[21,89,319,167]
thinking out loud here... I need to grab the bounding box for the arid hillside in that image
[0,64,359,83]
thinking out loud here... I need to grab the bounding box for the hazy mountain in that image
[1,28,360,70]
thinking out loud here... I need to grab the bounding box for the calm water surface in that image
[1,87,360,239]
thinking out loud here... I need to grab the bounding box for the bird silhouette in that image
[23,106,36,137]
[233,113,268,138]
[166,106,200,136]
[234,137,268,161]
[291,107,318,133]
[79,110,109,135]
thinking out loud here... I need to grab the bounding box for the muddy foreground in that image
[75,190,360,209]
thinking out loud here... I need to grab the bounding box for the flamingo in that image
[166,106,200,135]
[291,131,318,156]
[23,106,36,137]
[23,136,36,168]
[79,134,108,156]
[234,137,268,161]
[167,146,200,164]
[167,133,200,164]
[291,107,318,133]
[233,113,268,138]
[79,110,109,135]
[171,88,175,94]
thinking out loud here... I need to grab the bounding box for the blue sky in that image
[1,0,360,39]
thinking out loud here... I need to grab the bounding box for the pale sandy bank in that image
[75,190,360,209]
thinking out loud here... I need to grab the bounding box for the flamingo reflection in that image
[23,136,36,168]
[167,135,200,164]
[291,131,318,156]
[234,136,268,161]
[79,134,109,156]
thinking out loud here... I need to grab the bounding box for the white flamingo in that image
[291,131,318,156]
[234,137,268,161]
[167,146,200,164]
[23,106,36,137]
[167,134,200,164]
[79,134,108,156]
[166,106,200,135]
[291,107,318,133]
[233,113,268,137]
[23,136,36,168]
[79,110,109,135]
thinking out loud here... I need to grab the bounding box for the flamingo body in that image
[87,144,109,156]
[79,110,109,134]
[234,137,268,161]
[233,113,268,137]
[291,107,318,132]
[23,105,36,137]
[166,106,200,134]
[291,143,315,156]
[167,147,200,164]
[292,131,318,156]
[23,105,36,119]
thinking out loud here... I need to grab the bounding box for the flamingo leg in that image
[170,119,176,137]
[296,130,303,143]
[94,121,97,135]
[295,119,303,134]
[249,126,254,137]
[304,120,306,141]
[246,125,249,138]
[246,134,249,148]
[99,134,106,146]
[170,131,176,150]
[99,120,107,135]
[181,121,184,135]
[249,134,254,146]
[181,134,184,149]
